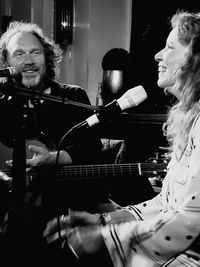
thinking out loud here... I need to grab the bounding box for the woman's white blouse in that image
[101,114,200,267]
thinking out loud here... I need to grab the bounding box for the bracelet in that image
[99,212,112,225]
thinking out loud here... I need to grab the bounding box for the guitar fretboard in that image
[42,162,167,181]
[2,162,167,183]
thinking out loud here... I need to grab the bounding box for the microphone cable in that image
[55,123,84,249]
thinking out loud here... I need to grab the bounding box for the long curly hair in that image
[0,20,63,83]
[163,10,200,157]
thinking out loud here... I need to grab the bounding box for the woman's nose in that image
[154,50,162,62]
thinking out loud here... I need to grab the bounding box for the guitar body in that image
[0,139,48,169]
[0,139,48,211]
[0,142,13,169]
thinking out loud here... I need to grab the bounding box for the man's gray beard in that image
[9,75,46,91]
[22,76,41,89]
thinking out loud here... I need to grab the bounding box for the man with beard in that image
[0,21,103,265]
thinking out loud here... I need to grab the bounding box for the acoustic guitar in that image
[0,139,168,190]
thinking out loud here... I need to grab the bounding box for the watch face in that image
[100,212,111,225]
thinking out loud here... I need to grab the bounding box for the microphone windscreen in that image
[117,85,147,110]
[0,67,17,77]
[8,67,17,75]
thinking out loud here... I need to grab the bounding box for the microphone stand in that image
[11,116,26,207]
[0,84,101,111]
[0,84,100,207]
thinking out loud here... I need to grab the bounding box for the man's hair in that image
[0,21,63,82]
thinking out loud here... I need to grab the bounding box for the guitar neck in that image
[3,162,167,183]
[50,162,166,182]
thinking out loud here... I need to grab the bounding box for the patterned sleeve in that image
[101,115,200,267]
[122,192,163,221]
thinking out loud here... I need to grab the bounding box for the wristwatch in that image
[99,212,112,225]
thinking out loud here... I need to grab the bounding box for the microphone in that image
[58,85,147,148]
[74,85,147,129]
[0,67,17,77]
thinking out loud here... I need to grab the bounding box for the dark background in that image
[96,3,200,165]
[129,2,200,114]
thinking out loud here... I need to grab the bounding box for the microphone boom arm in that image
[0,84,101,111]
